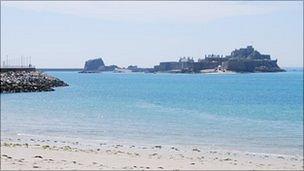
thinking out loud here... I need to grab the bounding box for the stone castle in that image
[153,46,284,73]
[81,46,285,73]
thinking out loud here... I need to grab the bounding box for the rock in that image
[81,58,105,73]
[223,46,285,72]
[80,58,120,73]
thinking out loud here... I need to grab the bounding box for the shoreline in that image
[2,132,302,157]
[1,135,303,170]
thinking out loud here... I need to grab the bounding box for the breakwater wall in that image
[0,71,68,93]
[0,67,36,72]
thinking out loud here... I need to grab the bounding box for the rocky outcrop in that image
[80,58,120,73]
[104,65,119,71]
[222,59,284,72]
[81,58,105,73]
[0,71,68,93]
[223,46,285,72]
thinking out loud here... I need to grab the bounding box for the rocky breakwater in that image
[0,71,68,93]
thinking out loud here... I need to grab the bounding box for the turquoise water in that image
[1,71,303,155]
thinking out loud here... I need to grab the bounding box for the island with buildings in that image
[81,46,285,74]
[80,58,154,73]
[153,46,284,73]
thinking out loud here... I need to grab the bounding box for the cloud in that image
[1,1,296,24]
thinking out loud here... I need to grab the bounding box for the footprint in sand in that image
[171,147,179,151]
[150,153,158,156]
[209,151,217,154]
[223,158,232,161]
[2,154,8,158]
[192,148,201,152]
[154,145,162,149]
[17,159,24,163]
[34,155,43,159]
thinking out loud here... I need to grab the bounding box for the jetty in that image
[0,66,36,72]
[0,58,68,93]
[0,70,68,93]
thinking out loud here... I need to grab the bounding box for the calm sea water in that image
[1,71,303,155]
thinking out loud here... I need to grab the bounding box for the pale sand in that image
[1,138,303,170]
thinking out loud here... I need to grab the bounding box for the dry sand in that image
[1,137,303,170]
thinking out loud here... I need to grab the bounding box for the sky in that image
[1,1,303,68]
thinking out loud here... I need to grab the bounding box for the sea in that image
[1,70,303,156]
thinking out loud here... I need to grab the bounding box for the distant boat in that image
[113,68,132,73]
[200,66,235,74]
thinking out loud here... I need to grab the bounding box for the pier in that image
[0,66,36,72]
[1,56,36,72]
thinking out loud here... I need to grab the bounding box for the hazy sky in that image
[1,1,303,68]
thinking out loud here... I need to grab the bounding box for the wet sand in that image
[1,137,303,170]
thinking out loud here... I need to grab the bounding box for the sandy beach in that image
[1,137,303,170]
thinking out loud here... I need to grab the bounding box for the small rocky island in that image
[80,58,119,73]
[0,71,68,93]
[81,46,285,74]
[153,46,285,73]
